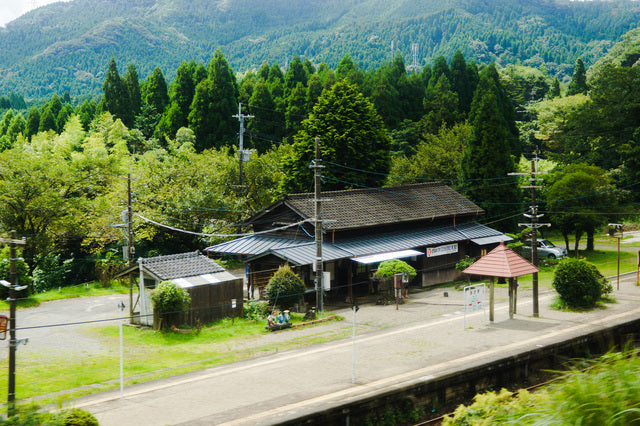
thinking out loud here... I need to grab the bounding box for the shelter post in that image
[490,277,495,322]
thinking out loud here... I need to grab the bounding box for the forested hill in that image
[1,0,640,99]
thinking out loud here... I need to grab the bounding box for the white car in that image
[522,239,568,259]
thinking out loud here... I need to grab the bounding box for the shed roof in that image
[463,242,539,278]
[140,251,227,280]
[249,182,483,231]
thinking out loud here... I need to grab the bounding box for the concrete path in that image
[67,273,640,425]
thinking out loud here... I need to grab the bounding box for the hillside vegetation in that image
[1,0,640,98]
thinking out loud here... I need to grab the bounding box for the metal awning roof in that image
[352,249,423,264]
[205,222,509,267]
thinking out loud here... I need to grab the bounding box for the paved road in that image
[0,293,130,358]
[66,272,640,425]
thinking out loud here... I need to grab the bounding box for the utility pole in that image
[1,231,26,418]
[127,174,135,319]
[510,151,549,318]
[233,103,253,195]
[233,103,253,235]
[310,137,324,313]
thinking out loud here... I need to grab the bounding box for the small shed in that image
[123,252,243,327]
[463,242,539,321]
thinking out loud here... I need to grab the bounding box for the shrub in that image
[150,281,191,329]
[244,300,269,320]
[552,258,608,308]
[455,255,475,272]
[53,408,99,426]
[265,265,306,310]
[373,259,417,280]
[94,250,126,288]
[31,253,72,294]
[0,246,32,299]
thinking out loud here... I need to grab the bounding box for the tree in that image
[25,106,40,139]
[429,55,450,88]
[143,66,169,118]
[159,61,199,138]
[248,79,279,153]
[421,74,461,134]
[546,163,620,253]
[548,77,561,99]
[101,57,131,125]
[284,55,307,95]
[566,57,588,96]
[279,81,391,194]
[122,63,142,126]
[387,122,472,186]
[481,64,520,155]
[373,259,417,281]
[449,50,473,114]
[285,82,307,140]
[265,265,306,310]
[188,50,238,151]
[460,70,521,230]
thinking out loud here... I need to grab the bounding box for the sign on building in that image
[426,243,458,257]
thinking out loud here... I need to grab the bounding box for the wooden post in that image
[489,277,495,322]
[508,277,513,319]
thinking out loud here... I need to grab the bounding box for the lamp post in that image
[608,223,623,290]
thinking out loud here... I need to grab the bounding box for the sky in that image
[0,0,71,27]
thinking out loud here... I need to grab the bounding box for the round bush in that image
[54,408,99,425]
[552,258,607,308]
[373,259,417,280]
[265,265,306,310]
[150,281,191,328]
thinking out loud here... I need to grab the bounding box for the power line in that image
[134,213,311,237]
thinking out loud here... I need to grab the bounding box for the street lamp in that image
[608,223,623,290]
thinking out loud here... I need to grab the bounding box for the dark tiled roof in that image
[280,182,482,231]
[140,251,226,281]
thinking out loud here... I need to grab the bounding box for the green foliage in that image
[459,65,521,229]
[373,259,417,280]
[265,265,306,310]
[455,255,476,272]
[32,253,72,294]
[279,81,391,194]
[552,258,608,308]
[243,300,269,320]
[151,281,191,328]
[444,351,640,425]
[546,163,621,252]
[0,247,32,299]
[51,408,99,426]
[566,57,588,96]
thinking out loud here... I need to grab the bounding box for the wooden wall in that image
[180,279,244,326]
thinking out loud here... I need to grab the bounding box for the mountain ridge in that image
[1,0,639,99]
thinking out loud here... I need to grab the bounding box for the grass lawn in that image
[0,313,344,406]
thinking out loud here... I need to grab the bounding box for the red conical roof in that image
[463,241,539,278]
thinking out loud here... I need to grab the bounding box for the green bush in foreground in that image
[0,406,98,425]
[552,258,609,308]
[444,351,640,425]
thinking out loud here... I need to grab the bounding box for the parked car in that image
[521,239,568,259]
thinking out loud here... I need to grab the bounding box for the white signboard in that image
[463,283,486,328]
[426,243,458,257]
